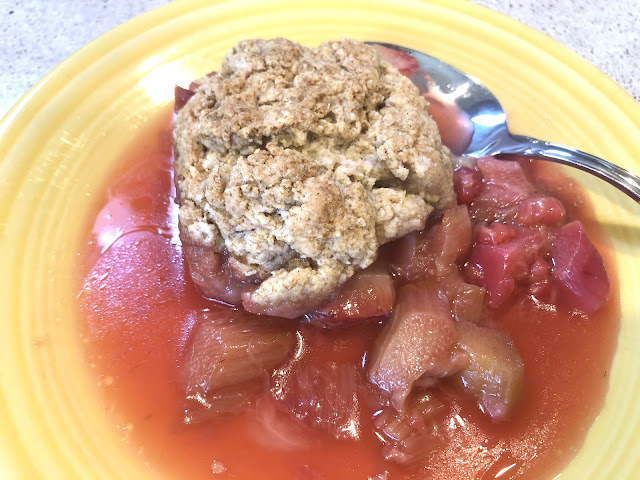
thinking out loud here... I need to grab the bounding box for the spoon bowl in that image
[368,42,640,202]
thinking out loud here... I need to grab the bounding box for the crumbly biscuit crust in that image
[174,38,452,311]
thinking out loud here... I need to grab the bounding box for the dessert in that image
[77,38,619,479]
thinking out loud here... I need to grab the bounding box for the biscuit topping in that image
[173,38,453,317]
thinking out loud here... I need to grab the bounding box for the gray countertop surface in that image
[1,0,638,119]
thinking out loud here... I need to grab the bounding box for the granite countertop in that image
[1,0,638,118]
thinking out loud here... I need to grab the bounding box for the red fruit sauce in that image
[75,107,619,479]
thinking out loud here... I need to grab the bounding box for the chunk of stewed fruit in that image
[550,220,610,314]
[271,361,364,440]
[307,263,395,327]
[182,309,295,423]
[387,204,472,283]
[453,322,524,420]
[368,284,463,410]
[373,392,449,464]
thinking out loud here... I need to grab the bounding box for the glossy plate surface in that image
[1,0,639,478]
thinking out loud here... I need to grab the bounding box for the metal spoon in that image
[367,42,640,203]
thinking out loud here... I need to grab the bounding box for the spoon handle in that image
[497,134,640,203]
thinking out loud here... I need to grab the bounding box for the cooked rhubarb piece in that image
[181,242,245,305]
[474,157,534,207]
[368,284,465,410]
[453,166,483,205]
[385,204,485,322]
[515,195,566,226]
[469,157,565,226]
[550,220,610,313]
[249,396,319,452]
[465,222,553,307]
[307,264,395,326]
[446,277,486,324]
[174,85,195,112]
[453,322,524,420]
[387,204,472,282]
[249,394,320,452]
[373,392,448,464]
[182,309,294,423]
[271,361,364,440]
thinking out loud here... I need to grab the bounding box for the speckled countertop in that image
[1,0,638,118]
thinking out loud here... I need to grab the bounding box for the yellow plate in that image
[1,0,639,478]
